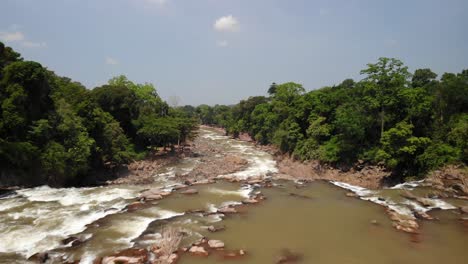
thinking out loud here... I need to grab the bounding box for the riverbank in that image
[207,125,468,192]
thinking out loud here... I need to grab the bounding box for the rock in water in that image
[460,206,468,214]
[189,246,209,256]
[208,239,225,249]
[181,188,198,195]
[217,207,237,214]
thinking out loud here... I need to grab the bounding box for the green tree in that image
[360,57,411,140]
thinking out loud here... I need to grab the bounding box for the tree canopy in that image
[192,57,467,180]
[0,42,197,187]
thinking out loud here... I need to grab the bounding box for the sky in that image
[1,0,467,105]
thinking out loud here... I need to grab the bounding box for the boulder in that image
[346,192,358,197]
[208,239,224,249]
[189,246,209,256]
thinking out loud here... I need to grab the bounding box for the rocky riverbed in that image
[0,127,467,264]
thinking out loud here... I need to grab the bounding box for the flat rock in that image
[189,246,208,256]
[208,239,225,249]
[217,207,237,214]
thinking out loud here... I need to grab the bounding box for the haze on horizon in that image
[1,0,467,106]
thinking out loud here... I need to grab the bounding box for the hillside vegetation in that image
[0,42,197,186]
[190,58,467,180]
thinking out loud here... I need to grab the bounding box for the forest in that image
[0,42,197,186]
[1,40,466,187]
[191,58,467,180]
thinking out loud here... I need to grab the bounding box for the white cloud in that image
[0,31,25,42]
[105,57,119,65]
[21,41,47,48]
[216,40,229,47]
[214,15,240,32]
[0,28,46,48]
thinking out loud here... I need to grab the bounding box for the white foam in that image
[17,186,137,206]
[207,185,252,198]
[0,184,141,257]
[330,181,375,196]
[388,180,425,190]
[331,181,457,218]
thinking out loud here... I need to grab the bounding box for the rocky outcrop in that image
[274,155,389,189]
[386,209,419,234]
[426,165,468,198]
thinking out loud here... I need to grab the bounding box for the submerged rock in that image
[242,198,259,204]
[126,201,146,212]
[207,225,225,232]
[217,207,237,214]
[413,210,434,220]
[276,249,302,264]
[181,188,198,195]
[223,249,247,259]
[140,188,172,201]
[460,206,468,214]
[100,248,148,264]
[208,239,225,249]
[387,209,419,234]
[400,190,418,200]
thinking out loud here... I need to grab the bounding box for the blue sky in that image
[1,0,467,105]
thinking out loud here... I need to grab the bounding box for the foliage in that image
[0,42,198,187]
[193,57,467,178]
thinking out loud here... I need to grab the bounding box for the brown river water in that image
[0,127,466,263]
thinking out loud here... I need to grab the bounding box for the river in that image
[0,127,467,263]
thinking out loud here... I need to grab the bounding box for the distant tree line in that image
[190,58,467,180]
[0,42,197,187]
